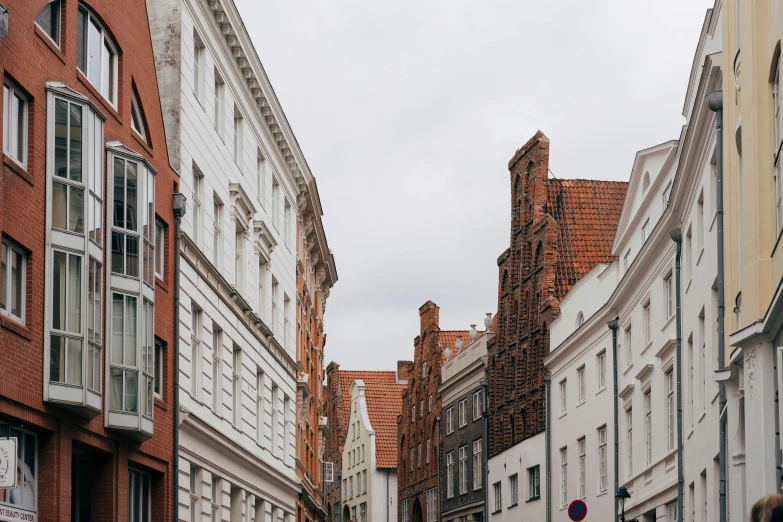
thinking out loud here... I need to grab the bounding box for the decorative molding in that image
[229,182,257,225]
[635,363,655,383]
[253,219,276,259]
[619,383,635,400]
[744,348,756,400]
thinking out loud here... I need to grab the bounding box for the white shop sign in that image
[0,505,36,522]
[0,440,16,488]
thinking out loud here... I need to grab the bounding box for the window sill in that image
[76,72,121,124]
[558,411,567,419]
[0,314,32,340]
[34,24,66,65]
[491,509,502,515]
[640,341,654,358]
[526,496,541,503]
[709,211,718,233]
[660,314,675,332]
[132,129,154,156]
[597,490,608,497]
[623,363,635,377]
[687,428,694,440]
[576,399,586,409]
[154,396,169,412]
[3,154,33,186]
[685,277,693,294]
[696,247,705,267]
[772,226,783,258]
[596,386,607,396]
[698,410,707,424]
[508,502,518,509]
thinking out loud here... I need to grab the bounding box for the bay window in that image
[77,5,118,106]
[44,85,105,415]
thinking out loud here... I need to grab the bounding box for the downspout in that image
[172,192,186,522]
[608,319,619,522]
[436,415,442,522]
[386,470,390,522]
[481,379,489,522]
[544,374,551,522]
[707,89,728,522]
[670,228,685,522]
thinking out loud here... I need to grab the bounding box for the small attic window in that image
[131,88,147,142]
[642,171,650,194]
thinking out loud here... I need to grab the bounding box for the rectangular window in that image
[425,438,430,464]
[349,476,353,499]
[645,389,652,465]
[284,198,292,247]
[154,337,163,398]
[191,306,201,399]
[426,488,436,522]
[401,499,409,522]
[697,191,705,251]
[623,249,631,271]
[689,336,694,426]
[578,437,586,499]
[78,7,117,105]
[589,356,602,399]
[528,466,540,500]
[128,467,152,522]
[411,404,416,422]
[473,390,483,420]
[625,325,632,368]
[560,379,567,414]
[50,251,83,385]
[213,198,223,268]
[233,107,243,167]
[191,31,204,104]
[2,81,28,167]
[493,482,502,512]
[419,400,423,418]
[189,465,198,522]
[560,448,567,507]
[232,346,241,428]
[284,395,292,463]
[111,158,142,279]
[255,370,264,444]
[283,294,291,350]
[214,71,224,136]
[458,445,467,494]
[429,394,433,412]
[446,452,454,499]
[685,226,692,281]
[577,366,585,404]
[109,293,139,412]
[598,426,608,492]
[211,476,219,522]
[1,238,26,323]
[155,219,165,279]
[234,223,244,289]
[359,502,367,522]
[643,301,650,345]
[418,443,422,468]
[458,399,467,427]
[446,407,454,434]
[509,474,518,506]
[271,278,279,335]
[213,327,222,412]
[641,219,650,243]
[667,501,677,522]
[272,177,280,229]
[699,310,706,411]
[52,99,85,235]
[191,166,203,246]
[257,149,266,206]
[627,408,633,476]
[665,272,674,319]
[666,369,675,450]
[473,439,482,490]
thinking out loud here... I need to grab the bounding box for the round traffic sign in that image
[568,499,588,521]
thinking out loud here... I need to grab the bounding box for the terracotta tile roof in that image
[336,371,399,426]
[438,330,487,359]
[546,179,628,301]
[363,380,406,469]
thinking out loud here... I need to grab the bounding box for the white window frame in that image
[154,218,165,280]
[191,306,201,400]
[627,407,633,477]
[214,70,225,137]
[509,473,518,506]
[34,0,61,47]
[641,218,650,243]
[528,465,540,500]
[130,91,146,142]
[598,426,608,492]
[625,325,632,368]
[1,238,26,323]
[645,389,652,465]
[560,447,567,508]
[665,271,674,319]
[446,452,454,499]
[473,439,482,490]
[597,351,606,391]
[663,182,672,208]
[192,31,205,104]
[577,366,585,404]
[458,445,467,495]
[493,482,502,512]
[578,437,586,499]
[446,407,454,434]
[643,301,651,346]
[77,5,118,106]
[233,106,243,167]
[401,499,409,522]
[666,369,675,450]
[213,327,222,413]
[213,197,223,269]
[191,166,203,247]
[231,346,241,427]
[559,379,567,414]
[473,390,483,420]
[458,399,467,427]
[154,337,163,398]
[3,81,28,168]
[129,467,152,522]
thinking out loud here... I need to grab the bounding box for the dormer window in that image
[77,6,118,106]
[35,0,61,47]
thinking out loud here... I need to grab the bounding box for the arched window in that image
[35,0,61,47]
[77,5,119,106]
[642,171,651,193]
[576,312,585,328]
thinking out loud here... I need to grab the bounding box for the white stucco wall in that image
[487,433,546,522]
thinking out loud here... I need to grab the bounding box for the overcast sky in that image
[234,0,715,372]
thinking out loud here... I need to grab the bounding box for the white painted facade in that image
[487,433,546,522]
[341,380,397,522]
[546,263,616,522]
[147,0,316,518]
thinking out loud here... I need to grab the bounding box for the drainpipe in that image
[608,319,619,522]
[386,470,390,522]
[481,379,489,522]
[172,193,186,522]
[544,374,551,522]
[670,229,684,522]
[707,89,728,522]
[436,415,442,522]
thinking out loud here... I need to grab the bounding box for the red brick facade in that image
[0,1,178,519]
[487,131,627,457]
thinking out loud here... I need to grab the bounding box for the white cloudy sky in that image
[234,0,715,371]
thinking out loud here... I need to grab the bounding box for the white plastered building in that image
[147,0,317,519]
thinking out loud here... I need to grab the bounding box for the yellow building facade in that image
[720,0,783,515]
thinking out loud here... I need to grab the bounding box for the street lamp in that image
[616,487,631,522]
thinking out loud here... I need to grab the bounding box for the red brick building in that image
[324,364,406,522]
[487,131,627,457]
[0,1,178,520]
[398,302,475,522]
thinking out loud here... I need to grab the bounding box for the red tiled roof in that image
[546,179,628,301]
[438,330,486,360]
[363,380,406,469]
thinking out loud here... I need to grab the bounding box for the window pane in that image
[52,250,66,330]
[67,253,81,333]
[112,293,124,364]
[70,185,84,234]
[67,338,83,385]
[14,93,25,162]
[126,235,139,278]
[54,99,68,178]
[126,161,138,231]
[88,18,101,87]
[10,247,23,318]
[69,103,83,182]
[50,335,63,382]
[110,368,123,409]
[111,231,125,275]
[125,370,138,412]
[125,296,137,367]
[77,8,87,71]
[36,1,61,45]
[3,86,9,153]
[113,157,126,228]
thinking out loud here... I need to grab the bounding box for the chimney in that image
[396,361,413,384]
[419,300,440,333]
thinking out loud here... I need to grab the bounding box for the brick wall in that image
[0,0,178,518]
